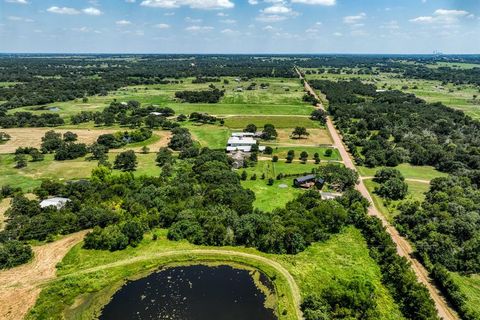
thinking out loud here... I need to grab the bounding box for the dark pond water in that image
[99,265,277,320]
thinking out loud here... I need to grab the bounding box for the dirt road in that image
[0,231,88,320]
[296,68,458,320]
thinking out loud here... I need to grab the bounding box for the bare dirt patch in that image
[0,128,117,154]
[0,231,88,320]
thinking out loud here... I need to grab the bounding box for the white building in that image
[40,197,71,209]
[226,133,266,153]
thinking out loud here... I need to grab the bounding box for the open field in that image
[0,153,160,191]
[223,116,319,129]
[363,179,431,222]
[186,124,231,149]
[269,128,332,146]
[450,273,480,317]
[0,128,171,154]
[358,164,447,181]
[26,227,403,320]
[9,77,313,122]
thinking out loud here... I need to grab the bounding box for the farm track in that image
[66,249,303,320]
[296,67,459,320]
[0,231,89,320]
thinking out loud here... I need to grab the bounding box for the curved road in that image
[296,67,458,320]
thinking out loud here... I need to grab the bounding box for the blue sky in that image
[0,0,479,53]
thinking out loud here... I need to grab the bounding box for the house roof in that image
[40,197,71,209]
[294,175,324,184]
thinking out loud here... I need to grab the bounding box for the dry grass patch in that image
[0,129,171,154]
[271,128,332,146]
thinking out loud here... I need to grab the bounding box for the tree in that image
[0,241,33,269]
[292,127,310,139]
[89,142,109,161]
[41,130,63,153]
[373,168,404,184]
[375,177,408,200]
[30,149,44,162]
[156,147,174,167]
[272,155,279,163]
[244,123,257,133]
[300,151,309,163]
[63,131,78,142]
[313,153,320,164]
[262,124,278,140]
[14,154,27,168]
[264,146,273,155]
[241,170,248,181]
[114,150,137,171]
[324,149,333,157]
[0,132,11,144]
[310,109,327,124]
[141,146,150,154]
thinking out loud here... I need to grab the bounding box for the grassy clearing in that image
[357,164,447,181]
[363,179,430,222]
[28,227,403,320]
[185,124,231,149]
[450,273,480,316]
[240,161,319,211]
[224,116,319,129]
[0,153,160,192]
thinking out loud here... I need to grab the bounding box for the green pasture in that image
[357,164,447,181]
[223,116,319,129]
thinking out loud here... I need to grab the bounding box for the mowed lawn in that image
[29,227,403,320]
[186,124,231,149]
[223,116,320,129]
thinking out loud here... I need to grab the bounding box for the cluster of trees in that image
[84,220,144,251]
[40,130,88,161]
[302,278,379,319]
[0,240,33,269]
[71,101,175,129]
[175,88,225,103]
[310,109,327,125]
[309,79,376,104]
[191,77,221,83]
[325,81,480,173]
[0,111,64,128]
[97,128,153,149]
[302,92,319,105]
[189,112,219,124]
[373,168,408,200]
[396,175,480,274]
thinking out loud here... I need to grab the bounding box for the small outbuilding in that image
[293,175,325,189]
[40,197,71,209]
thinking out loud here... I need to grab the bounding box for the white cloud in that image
[5,0,29,4]
[263,5,291,14]
[83,7,103,16]
[221,28,240,35]
[220,19,236,24]
[125,0,136,2]
[333,32,342,36]
[256,14,288,22]
[248,0,258,4]
[47,6,81,15]
[116,20,132,25]
[7,15,34,22]
[140,0,234,10]
[291,0,335,6]
[185,25,214,32]
[154,23,170,29]
[343,12,366,24]
[410,9,470,24]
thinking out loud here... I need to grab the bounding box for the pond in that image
[99,265,277,320]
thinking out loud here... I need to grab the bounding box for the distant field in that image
[29,227,403,320]
[224,116,319,129]
[186,124,231,149]
[303,69,480,119]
